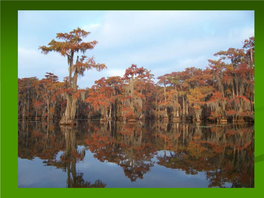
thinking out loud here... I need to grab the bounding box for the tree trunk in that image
[27,88,30,119]
[129,77,135,113]
[22,105,26,119]
[186,101,189,116]
[183,96,186,116]
[164,86,166,103]
[47,100,50,121]
[250,48,253,68]
[35,108,38,120]
[109,104,112,120]
[60,54,78,125]
[60,94,77,125]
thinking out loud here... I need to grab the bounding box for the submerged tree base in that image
[218,119,228,124]
[100,118,113,123]
[172,117,180,122]
[59,117,77,126]
[127,119,137,122]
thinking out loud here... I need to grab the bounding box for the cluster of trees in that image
[18,28,254,124]
[18,120,254,187]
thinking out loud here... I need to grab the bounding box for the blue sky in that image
[18,11,254,88]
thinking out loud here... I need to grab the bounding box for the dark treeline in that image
[18,28,254,124]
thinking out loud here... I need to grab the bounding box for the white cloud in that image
[18,46,67,80]
[90,11,193,49]
[82,23,101,32]
[84,11,254,50]
[18,47,39,58]
[93,32,252,71]
[228,26,254,41]
[177,56,208,70]
[107,69,125,77]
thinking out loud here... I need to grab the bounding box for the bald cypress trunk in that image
[60,94,77,125]
[60,56,78,125]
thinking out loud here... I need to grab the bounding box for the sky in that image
[18,11,254,89]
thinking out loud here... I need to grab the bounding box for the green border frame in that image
[1,0,263,196]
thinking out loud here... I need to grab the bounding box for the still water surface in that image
[18,120,254,188]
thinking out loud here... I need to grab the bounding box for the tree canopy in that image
[18,35,254,124]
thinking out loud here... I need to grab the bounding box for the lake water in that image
[18,120,254,188]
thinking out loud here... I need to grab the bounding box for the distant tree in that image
[122,64,154,121]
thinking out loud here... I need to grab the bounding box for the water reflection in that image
[18,120,254,188]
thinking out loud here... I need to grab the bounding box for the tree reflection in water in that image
[18,120,254,188]
[18,121,106,188]
[60,125,106,188]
